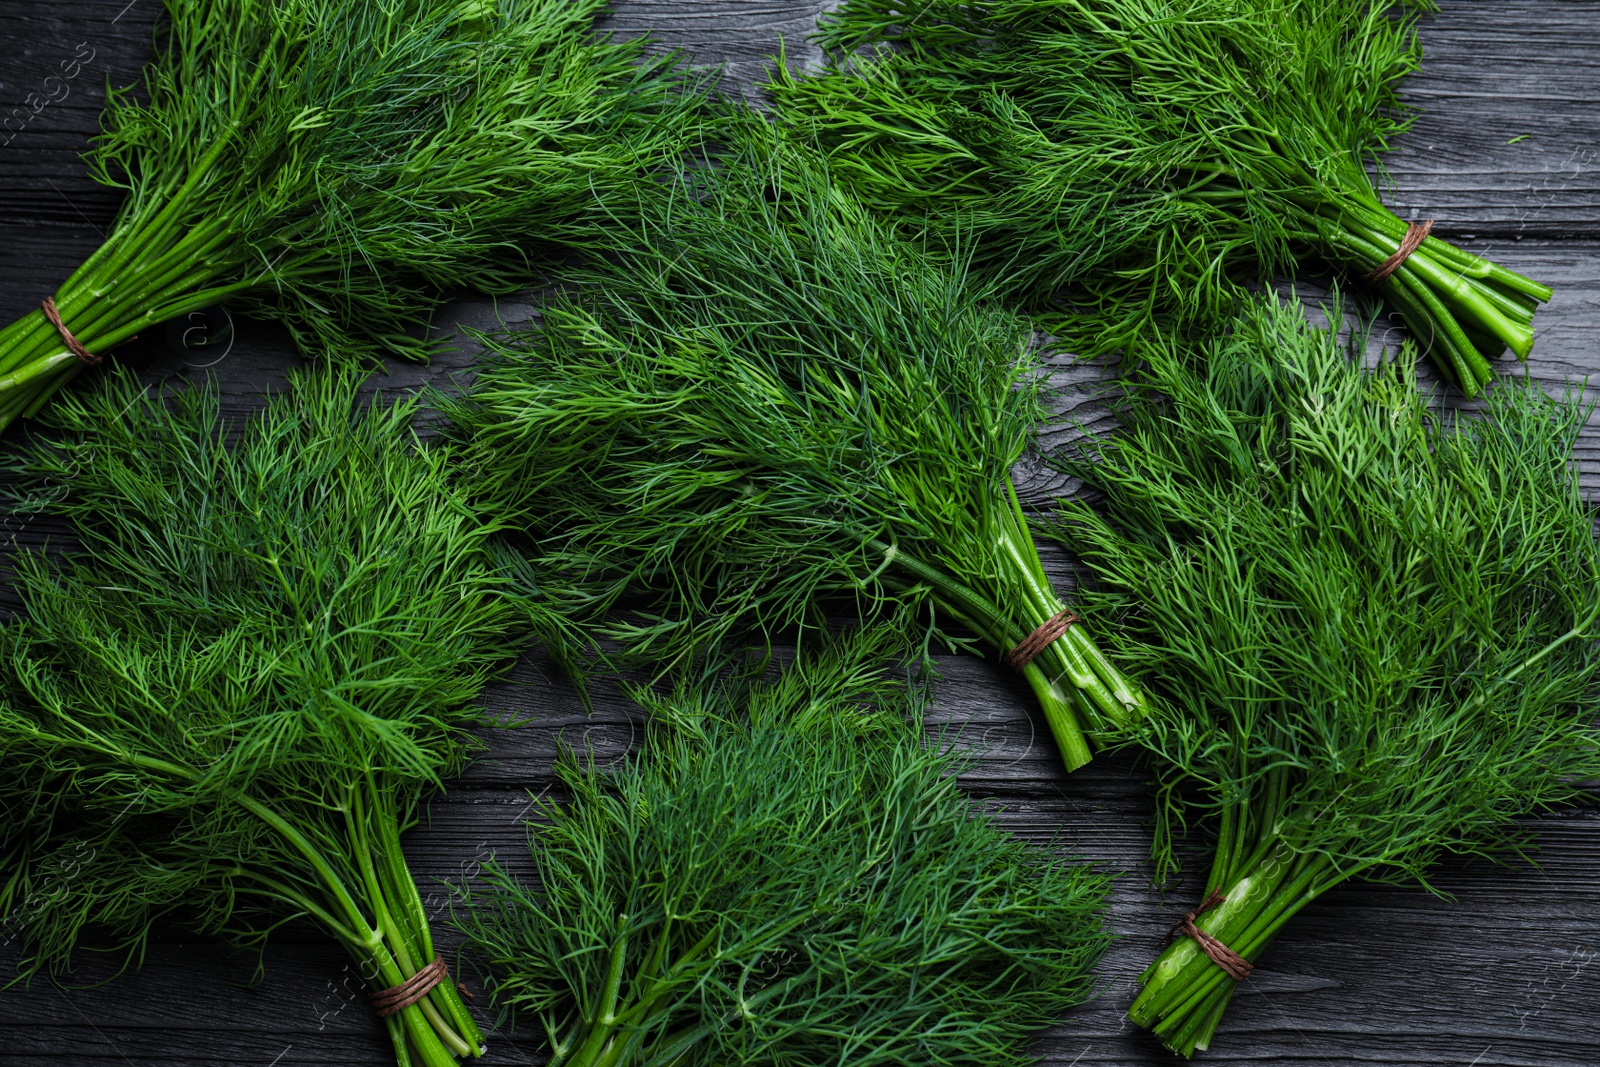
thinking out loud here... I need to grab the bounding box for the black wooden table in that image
[0,2,1595,1064]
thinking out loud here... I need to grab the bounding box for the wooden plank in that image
[601,0,835,87]
[0,1,159,224]
[0,2,1595,1066]
[1385,1,1600,236]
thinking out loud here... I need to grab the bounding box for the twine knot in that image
[1363,219,1434,284]
[372,956,450,1017]
[1004,608,1080,671]
[40,297,102,365]
[1167,888,1253,982]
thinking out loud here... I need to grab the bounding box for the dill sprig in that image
[443,123,1147,771]
[0,369,547,1067]
[450,625,1113,1067]
[769,0,1551,395]
[1044,298,1600,1056]
[0,0,706,432]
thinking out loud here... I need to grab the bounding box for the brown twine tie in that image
[1167,888,1253,981]
[1362,219,1434,284]
[40,297,102,365]
[372,956,450,1017]
[1004,608,1080,671]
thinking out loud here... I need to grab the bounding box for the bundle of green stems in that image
[452,626,1113,1067]
[1047,298,1600,1054]
[771,0,1550,393]
[0,0,702,430]
[444,124,1147,771]
[0,370,551,1067]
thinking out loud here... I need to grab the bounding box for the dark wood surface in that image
[0,2,1596,1064]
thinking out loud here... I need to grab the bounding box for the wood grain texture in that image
[0,2,1595,1065]
[1384,2,1600,237]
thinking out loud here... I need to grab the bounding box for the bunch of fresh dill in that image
[0,369,553,1067]
[0,0,705,432]
[450,625,1112,1067]
[769,0,1549,394]
[443,122,1147,771]
[1044,297,1600,1055]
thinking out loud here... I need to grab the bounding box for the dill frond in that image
[0,0,708,432]
[769,0,1550,395]
[443,120,1147,772]
[451,625,1113,1066]
[1045,297,1600,1055]
[0,368,551,1067]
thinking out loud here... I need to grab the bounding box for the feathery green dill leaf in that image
[0,369,550,1067]
[451,625,1112,1067]
[1044,298,1600,1055]
[443,121,1147,771]
[0,0,707,432]
[769,0,1549,395]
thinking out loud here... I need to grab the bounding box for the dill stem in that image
[1336,214,1515,319]
[66,221,238,329]
[1336,215,1536,357]
[998,476,1147,731]
[1153,856,1330,1056]
[1130,844,1337,1054]
[1336,200,1552,302]
[558,925,721,1067]
[1321,216,1528,379]
[567,919,631,1067]
[1332,224,1493,390]
[361,779,485,1060]
[1181,994,1231,1057]
[0,201,250,425]
[1207,767,1289,897]
[233,787,478,1065]
[344,788,471,1063]
[224,868,362,945]
[1294,194,1551,386]
[371,777,487,1054]
[0,260,257,410]
[868,479,1146,769]
[997,474,1065,626]
[1019,662,1093,770]
[869,536,1096,768]
[1378,274,1479,391]
[351,786,409,969]
[59,214,251,345]
[1386,260,1497,388]
[11,152,237,378]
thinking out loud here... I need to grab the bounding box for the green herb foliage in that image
[0,369,544,1067]
[769,0,1550,394]
[0,0,705,432]
[444,124,1146,772]
[451,625,1112,1067]
[1045,298,1600,1055]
